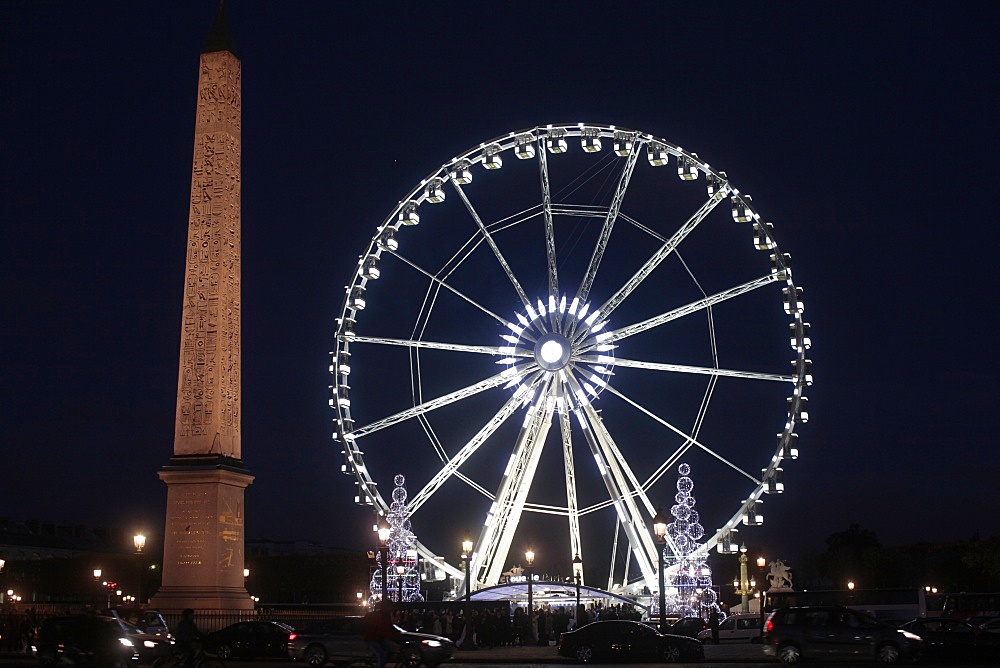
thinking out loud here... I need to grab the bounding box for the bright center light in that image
[539,340,563,364]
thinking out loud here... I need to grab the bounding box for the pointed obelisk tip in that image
[203,0,237,56]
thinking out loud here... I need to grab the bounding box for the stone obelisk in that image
[150,1,253,612]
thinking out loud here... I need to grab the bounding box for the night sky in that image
[2,1,998,584]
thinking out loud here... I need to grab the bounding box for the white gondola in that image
[482,144,503,169]
[731,194,754,222]
[742,500,763,526]
[613,131,634,156]
[753,222,775,250]
[449,160,472,185]
[515,134,536,159]
[707,171,727,197]
[377,228,398,251]
[789,322,811,350]
[677,153,699,180]
[362,256,380,280]
[792,359,813,386]
[581,129,602,152]
[780,433,799,460]
[351,285,366,310]
[770,252,791,280]
[425,178,445,203]
[647,142,669,166]
[783,286,804,314]
[763,468,784,494]
[546,128,567,153]
[398,201,419,226]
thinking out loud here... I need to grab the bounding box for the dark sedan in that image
[203,620,295,659]
[287,616,454,667]
[558,619,704,663]
[898,617,1000,662]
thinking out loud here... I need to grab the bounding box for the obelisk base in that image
[149,456,254,612]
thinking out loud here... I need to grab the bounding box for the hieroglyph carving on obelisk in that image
[175,48,242,458]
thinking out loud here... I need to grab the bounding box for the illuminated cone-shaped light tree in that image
[664,463,723,620]
[368,474,424,603]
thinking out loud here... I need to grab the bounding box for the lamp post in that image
[756,554,767,629]
[133,533,145,604]
[460,538,475,650]
[524,549,535,643]
[93,568,103,609]
[652,508,668,633]
[377,526,391,605]
[572,554,583,623]
[0,558,5,605]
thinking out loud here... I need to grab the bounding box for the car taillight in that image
[288,633,297,641]
[765,619,774,633]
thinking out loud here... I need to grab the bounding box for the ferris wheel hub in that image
[534,332,572,371]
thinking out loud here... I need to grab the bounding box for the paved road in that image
[0,643,772,666]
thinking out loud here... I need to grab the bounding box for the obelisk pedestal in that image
[150,2,252,612]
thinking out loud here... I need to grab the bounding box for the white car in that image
[697,613,763,643]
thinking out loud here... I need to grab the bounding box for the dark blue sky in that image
[2,1,997,582]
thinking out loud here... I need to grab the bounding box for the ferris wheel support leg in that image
[469,380,556,588]
[559,407,583,581]
[569,392,659,591]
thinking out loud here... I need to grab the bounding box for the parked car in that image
[978,617,1000,633]
[697,613,763,643]
[898,617,1000,662]
[669,616,709,638]
[34,615,141,667]
[202,620,294,659]
[287,616,454,667]
[100,609,174,663]
[762,605,922,664]
[557,619,704,663]
[103,608,172,638]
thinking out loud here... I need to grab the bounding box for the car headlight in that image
[144,640,157,648]
[119,638,135,647]
[422,640,442,648]
[899,630,921,641]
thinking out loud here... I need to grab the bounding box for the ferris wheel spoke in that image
[452,182,535,313]
[349,335,533,359]
[407,384,536,514]
[350,364,534,439]
[538,143,560,305]
[575,143,641,306]
[582,273,780,348]
[598,189,731,320]
[390,251,510,326]
[602,381,761,487]
[470,376,557,587]
[579,355,793,383]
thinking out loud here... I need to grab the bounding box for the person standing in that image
[175,609,203,668]
[362,604,401,668]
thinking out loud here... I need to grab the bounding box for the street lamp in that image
[93,568,103,609]
[756,554,767,629]
[847,580,855,591]
[357,591,364,606]
[652,508,668,633]
[460,538,475,650]
[133,533,146,604]
[525,549,535,643]
[377,526,391,604]
[572,554,583,623]
[0,558,5,605]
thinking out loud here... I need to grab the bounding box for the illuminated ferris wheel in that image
[330,124,811,596]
